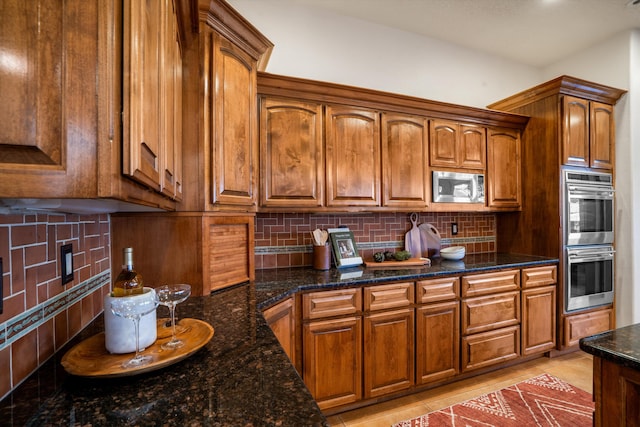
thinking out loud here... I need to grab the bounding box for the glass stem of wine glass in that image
[170,303,177,342]
[133,315,141,361]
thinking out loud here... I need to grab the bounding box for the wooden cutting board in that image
[364,257,430,268]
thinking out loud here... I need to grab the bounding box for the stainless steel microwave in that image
[432,171,485,203]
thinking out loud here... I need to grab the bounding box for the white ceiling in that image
[291,0,640,67]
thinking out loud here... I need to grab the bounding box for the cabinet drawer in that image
[522,265,557,288]
[462,325,520,372]
[416,277,459,304]
[462,291,520,335]
[564,308,613,347]
[462,269,520,297]
[303,288,362,320]
[364,282,414,312]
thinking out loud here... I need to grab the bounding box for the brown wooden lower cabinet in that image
[522,285,556,355]
[416,300,459,384]
[302,316,363,410]
[364,308,414,398]
[271,265,559,412]
[563,308,614,347]
[263,297,296,368]
[593,357,640,427]
[462,325,520,372]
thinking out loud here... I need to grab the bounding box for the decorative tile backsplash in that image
[255,212,496,269]
[0,213,111,401]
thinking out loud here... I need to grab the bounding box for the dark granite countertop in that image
[580,323,640,371]
[0,284,327,427]
[255,252,559,309]
[0,252,557,426]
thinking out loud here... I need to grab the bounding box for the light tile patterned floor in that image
[326,351,593,427]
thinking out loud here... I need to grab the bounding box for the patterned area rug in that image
[393,373,594,427]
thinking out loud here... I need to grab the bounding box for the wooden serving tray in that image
[364,257,431,268]
[61,318,214,378]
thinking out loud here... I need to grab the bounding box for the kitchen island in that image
[580,324,640,427]
[0,253,556,426]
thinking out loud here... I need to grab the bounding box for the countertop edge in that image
[255,255,559,310]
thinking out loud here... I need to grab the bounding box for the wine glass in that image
[110,291,158,368]
[156,284,191,349]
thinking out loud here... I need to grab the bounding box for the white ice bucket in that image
[104,287,157,354]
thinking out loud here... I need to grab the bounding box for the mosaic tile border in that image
[255,236,496,255]
[0,271,110,350]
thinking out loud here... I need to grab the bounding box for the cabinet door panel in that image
[124,0,162,190]
[303,317,362,410]
[211,34,257,207]
[590,101,615,170]
[326,106,380,206]
[522,265,557,289]
[160,0,182,200]
[462,269,520,298]
[460,125,486,169]
[417,277,460,304]
[562,96,590,168]
[462,291,520,335]
[303,288,362,320]
[0,0,63,167]
[462,325,520,372]
[364,309,414,398]
[263,297,296,367]
[416,301,460,384]
[364,282,413,311]
[0,0,99,197]
[429,120,458,167]
[487,128,521,209]
[382,114,429,208]
[260,98,324,207]
[563,308,613,347]
[522,285,556,355]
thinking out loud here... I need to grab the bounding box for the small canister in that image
[313,243,332,270]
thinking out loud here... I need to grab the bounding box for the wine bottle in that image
[112,247,144,297]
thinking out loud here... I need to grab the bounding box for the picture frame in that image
[328,227,363,268]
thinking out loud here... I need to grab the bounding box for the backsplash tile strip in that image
[0,270,109,351]
[255,212,496,268]
[0,212,111,400]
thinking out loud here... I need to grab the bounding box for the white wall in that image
[228,0,541,108]
[228,1,639,325]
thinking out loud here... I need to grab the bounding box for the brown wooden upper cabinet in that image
[487,127,522,209]
[562,96,615,170]
[326,106,381,207]
[259,97,324,208]
[257,73,528,213]
[210,34,258,209]
[0,0,185,210]
[429,120,486,170]
[382,114,430,209]
[123,0,183,201]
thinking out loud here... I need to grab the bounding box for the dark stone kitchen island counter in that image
[0,252,556,426]
[580,324,640,426]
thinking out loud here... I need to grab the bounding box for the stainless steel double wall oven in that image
[562,169,615,312]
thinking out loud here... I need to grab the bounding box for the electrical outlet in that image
[0,257,3,314]
[61,244,74,285]
[451,223,458,235]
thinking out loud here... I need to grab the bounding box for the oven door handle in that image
[568,251,615,262]
[567,185,615,197]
